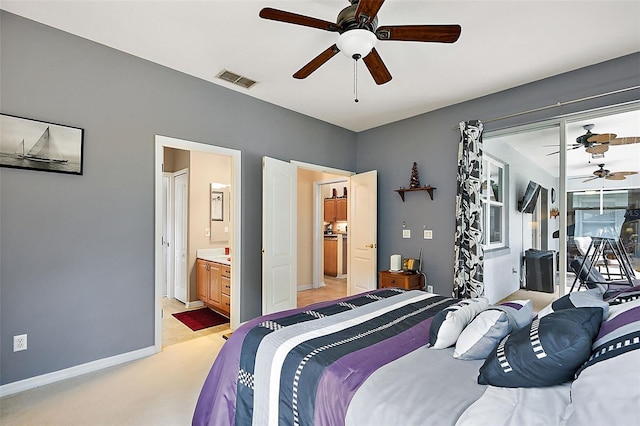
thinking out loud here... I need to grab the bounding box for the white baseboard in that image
[186,300,204,309]
[0,345,156,398]
[296,282,327,291]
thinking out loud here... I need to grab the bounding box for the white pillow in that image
[429,297,489,349]
[454,300,533,360]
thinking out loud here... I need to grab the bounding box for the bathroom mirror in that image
[210,182,230,242]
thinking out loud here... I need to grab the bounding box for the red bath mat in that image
[172,308,228,331]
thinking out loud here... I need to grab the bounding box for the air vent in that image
[216,70,257,89]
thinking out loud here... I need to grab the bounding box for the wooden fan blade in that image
[293,45,339,79]
[546,151,560,156]
[582,176,599,183]
[376,25,462,43]
[586,144,609,154]
[587,133,617,143]
[610,171,638,177]
[259,8,341,32]
[355,0,386,25]
[362,48,392,85]
[605,174,627,181]
[609,136,640,145]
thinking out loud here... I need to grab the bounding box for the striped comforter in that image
[193,289,487,426]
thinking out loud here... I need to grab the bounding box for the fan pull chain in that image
[353,57,359,103]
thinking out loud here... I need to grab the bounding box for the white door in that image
[162,174,173,298]
[348,170,378,296]
[174,170,188,303]
[262,157,297,315]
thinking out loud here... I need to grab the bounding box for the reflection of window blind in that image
[575,210,626,237]
[573,191,628,208]
[572,190,629,237]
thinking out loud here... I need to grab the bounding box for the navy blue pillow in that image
[477,307,603,388]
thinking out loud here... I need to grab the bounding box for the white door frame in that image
[173,168,189,303]
[154,135,242,353]
[312,178,349,289]
[162,173,173,299]
[291,160,354,291]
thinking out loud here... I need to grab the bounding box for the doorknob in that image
[365,243,375,248]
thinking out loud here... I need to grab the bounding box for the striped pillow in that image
[454,300,532,360]
[565,298,640,426]
[428,298,489,349]
[537,288,608,319]
[576,296,640,376]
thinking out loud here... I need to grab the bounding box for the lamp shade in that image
[336,29,377,59]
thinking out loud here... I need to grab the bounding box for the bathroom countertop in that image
[196,248,231,265]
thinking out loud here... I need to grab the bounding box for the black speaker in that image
[525,249,555,293]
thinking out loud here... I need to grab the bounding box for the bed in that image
[192,287,640,426]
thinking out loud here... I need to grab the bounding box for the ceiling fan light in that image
[336,29,377,59]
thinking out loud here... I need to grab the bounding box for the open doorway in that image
[262,157,377,315]
[154,135,241,353]
[295,166,351,308]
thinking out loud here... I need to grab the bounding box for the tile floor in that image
[162,298,229,347]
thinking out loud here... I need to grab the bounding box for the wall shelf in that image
[395,186,436,202]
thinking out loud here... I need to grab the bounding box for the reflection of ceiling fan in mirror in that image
[571,163,639,183]
[547,124,640,156]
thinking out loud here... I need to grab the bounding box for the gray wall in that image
[0,11,356,385]
[356,52,640,297]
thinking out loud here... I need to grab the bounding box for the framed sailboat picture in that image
[0,114,84,175]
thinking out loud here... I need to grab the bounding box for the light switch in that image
[224,226,229,233]
[403,229,411,239]
[424,230,433,239]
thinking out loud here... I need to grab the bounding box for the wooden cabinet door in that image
[324,198,336,222]
[208,262,222,306]
[336,198,348,221]
[220,266,231,316]
[324,238,338,276]
[342,237,348,274]
[196,259,209,301]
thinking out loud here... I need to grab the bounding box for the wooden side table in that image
[379,270,424,290]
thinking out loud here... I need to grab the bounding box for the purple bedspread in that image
[192,289,456,426]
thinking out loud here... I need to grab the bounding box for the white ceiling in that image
[1,0,639,132]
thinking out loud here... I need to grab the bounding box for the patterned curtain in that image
[453,120,484,299]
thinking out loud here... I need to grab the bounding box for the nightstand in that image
[379,270,424,290]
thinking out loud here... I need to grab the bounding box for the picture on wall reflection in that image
[0,114,84,175]
[211,191,223,221]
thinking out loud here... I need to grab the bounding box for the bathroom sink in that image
[196,249,231,265]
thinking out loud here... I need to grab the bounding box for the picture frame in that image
[0,113,84,175]
[211,190,224,221]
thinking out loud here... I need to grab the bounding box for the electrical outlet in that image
[427,285,434,293]
[423,230,433,239]
[14,334,27,352]
[402,229,411,239]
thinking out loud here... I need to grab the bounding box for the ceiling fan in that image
[547,124,640,156]
[259,0,462,85]
[572,163,639,183]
